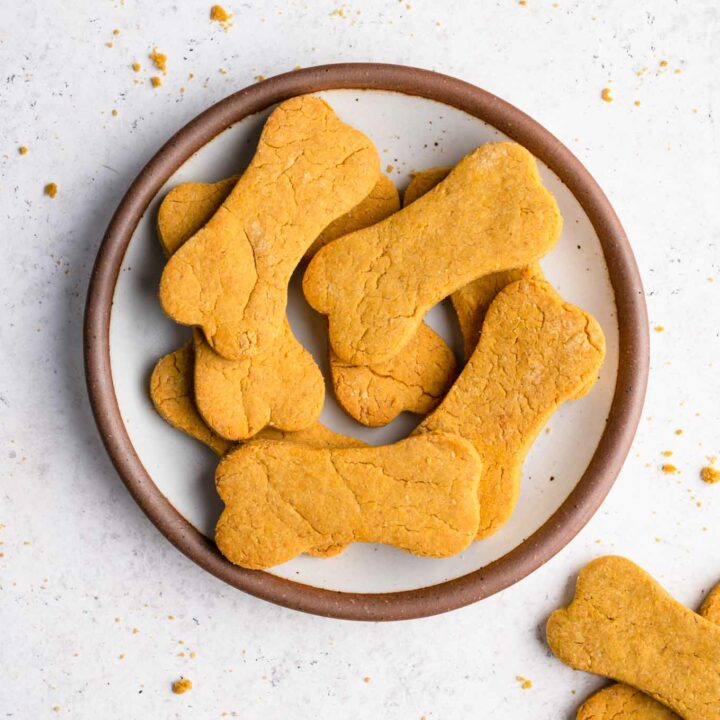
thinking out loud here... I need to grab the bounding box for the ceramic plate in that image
[85,64,648,620]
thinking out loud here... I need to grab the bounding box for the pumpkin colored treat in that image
[415,279,605,538]
[405,165,543,359]
[160,94,380,360]
[214,433,482,569]
[548,556,720,720]
[303,142,562,365]
[575,580,720,720]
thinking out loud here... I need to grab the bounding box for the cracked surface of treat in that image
[160,94,380,360]
[193,326,324,440]
[149,342,234,456]
[576,583,720,720]
[303,142,562,365]
[415,279,605,538]
[405,165,543,359]
[547,556,720,720]
[330,322,458,426]
[214,432,482,569]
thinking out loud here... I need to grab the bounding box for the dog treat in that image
[405,166,543,359]
[160,94,380,360]
[214,432,482,569]
[547,556,720,720]
[193,326,324,440]
[304,142,562,365]
[149,342,234,456]
[576,581,720,720]
[330,322,458,426]
[415,279,605,537]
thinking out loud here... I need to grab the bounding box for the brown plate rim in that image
[84,62,649,621]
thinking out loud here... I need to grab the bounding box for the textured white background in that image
[1,1,719,717]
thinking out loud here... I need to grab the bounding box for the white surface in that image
[111,89,618,593]
[1,1,718,717]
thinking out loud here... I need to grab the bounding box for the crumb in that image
[363,676,371,684]
[701,467,720,484]
[172,678,193,694]
[188,72,194,80]
[516,675,532,689]
[633,100,641,107]
[255,74,266,81]
[385,164,394,173]
[133,627,139,634]
[178,652,186,657]
[601,87,613,102]
[661,450,673,457]
[662,464,678,474]
[111,109,118,116]
[52,707,60,713]
[18,145,28,155]
[674,68,682,74]
[115,617,121,623]
[106,42,113,48]
[113,28,120,35]
[210,4,231,22]
[151,76,162,88]
[675,429,683,435]
[218,68,228,74]
[654,325,664,332]
[132,62,141,72]
[330,8,346,17]
[659,59,668,67]
[149,48,167,74]
[707,455,717,465]
[190,651,197,659]
[118,653,125,660]
[168,615,175,620]
[44,183,58,198]
[518,0,527,5]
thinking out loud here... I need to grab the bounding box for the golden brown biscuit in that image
[415,279,605,538]
[214,432,481,569]
[576,582,720,720]
[303,142,562,365]
[330,322,457,426]
[404,166,543,359]
[193,327,324,440]
[149,342,234,456]
[160,95,380,360]
[547,556,720,720]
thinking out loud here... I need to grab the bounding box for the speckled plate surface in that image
[84,63,648,620]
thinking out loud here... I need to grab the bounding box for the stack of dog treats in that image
[149,95,605,570]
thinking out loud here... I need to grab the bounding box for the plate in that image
[85,63,648,620]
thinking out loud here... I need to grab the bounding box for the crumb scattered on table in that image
[172,678,193,694]
[601,87,613,102]
[662,464,678,474]
[151,76,162,88]
[654,325,664,332]
[701,467,720,484]
[363,676,371,684]
[255,74,266,81]
[132,62,141,72]
[44,183,58,198]
[661,450,673,457]
[149,48,167,74]
[516,675,532,689]
[675,428,683,435]
[18,145,28,155]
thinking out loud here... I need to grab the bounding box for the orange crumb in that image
[167,615,175,620]
[172,678,192,694]
[701,467,720,484]
[661,450,673,457]
[363,676,371,684]
[149,48,167,74]
[634,100,641,106]
[114,617,121,623]
[675,429,683,435]
[385,164,394,173]
[132,62,141,72]
[151,76,162,88]
[330,8,346,17]
[18,145,28,155]
[516,675,532,689]
[178,652,186,657]
[113,28,121,35]
[662,464,678,474]
[106,42,113,48]
[44,183,58,198]
[132,627,139,634]
[601,87,613,102]
[255,74,266,82]
[518,0,527,5]
[111,109,118,116]
[654,325,664,332]
[190,651,197,659]
[659,59,669,67]
[52,707,60,713]
[210,4,231,22]
[674,68,682,74]
[118,653,125,660]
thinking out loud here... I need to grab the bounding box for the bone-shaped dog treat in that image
[415,278,605,538]
[154,174,326,440]
[576,581,720,720]
[304,142,562,365]
[404,166,543,359]
[214,432,481,569]
[160,94,380,360]
[330,322,458,426]
[547,556,720,720]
